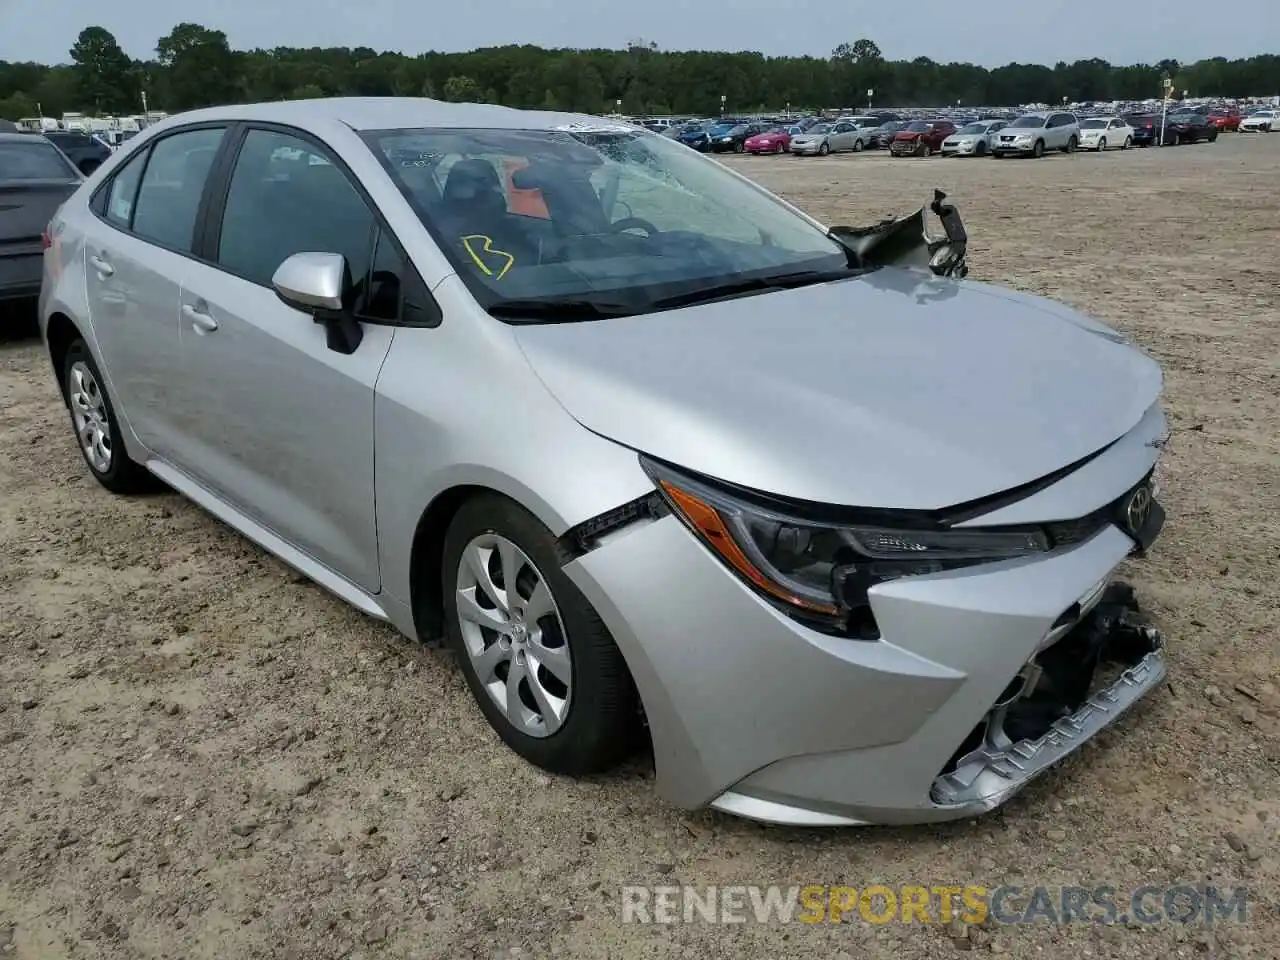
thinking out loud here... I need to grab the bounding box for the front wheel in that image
[1032,139,1044,158]
[817,141,829,156]
[1122,135,1132,150]
[443,495,638,775]
[1097,137,1107,151]
[775,142,786,154]
[975,141,987,156]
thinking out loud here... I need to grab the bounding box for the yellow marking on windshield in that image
[461,234,515,280]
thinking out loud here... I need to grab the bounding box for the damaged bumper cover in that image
[931,584,1165,813]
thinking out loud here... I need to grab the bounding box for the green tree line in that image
[2,25,1278,121]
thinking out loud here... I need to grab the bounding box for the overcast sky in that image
[0,0,1272,68]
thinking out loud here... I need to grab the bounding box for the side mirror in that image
[271,252,364,355]
[272,251,347,312]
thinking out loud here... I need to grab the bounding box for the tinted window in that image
[358,228,403,321]
[0,140,76,180]
[104,148,148,227]
[131,128,225,252]
[1008,116,1047,128]
[216,129,374,290]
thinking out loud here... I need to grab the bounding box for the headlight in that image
[642,458,1050,635]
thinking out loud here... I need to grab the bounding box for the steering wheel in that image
[610,217,660,236]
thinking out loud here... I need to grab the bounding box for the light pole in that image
[1159,77,1172,146]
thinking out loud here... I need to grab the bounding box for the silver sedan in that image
[40,98,1169,827]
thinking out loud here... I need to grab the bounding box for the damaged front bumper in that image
[930,583,1165,813]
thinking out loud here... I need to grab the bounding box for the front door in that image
[168,126,396,592]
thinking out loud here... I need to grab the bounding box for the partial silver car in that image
[40,98,1169,827]
[940,119,1008,157]
[992,111,1081,158]
[790,120,858,155]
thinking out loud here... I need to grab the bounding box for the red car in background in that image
[890,120,957,157]
[744,125,796,154]
[1207,109,1242,132]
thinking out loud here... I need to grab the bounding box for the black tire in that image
[442,494,638,776]
[62,340,154,494]
[818,141,829,156]
[1032,139,1044,158]
[1062,136,1077,154]
[993,151,1006,159]
[1097,137,1107,152]
[852,138,864,152]
[975,141,986,156]
[1122,136,1132,150]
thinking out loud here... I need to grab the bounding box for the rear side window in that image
[104,148,148,228]
[131,127,225,253]
[215,128,375,289]
[0,140,75,180]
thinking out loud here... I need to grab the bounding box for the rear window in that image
[0,140,75,180]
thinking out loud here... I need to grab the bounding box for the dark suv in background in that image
[42,131,111,175]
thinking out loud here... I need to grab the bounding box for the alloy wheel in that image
[68,360,112,473]
[455,533,571,738]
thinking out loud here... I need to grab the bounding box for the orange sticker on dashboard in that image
[461,234,515,280]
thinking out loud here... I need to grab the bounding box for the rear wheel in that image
[62,341,154,494]
[443,495,638,775]
[852,138,864,152]
[1062,136,1077,153]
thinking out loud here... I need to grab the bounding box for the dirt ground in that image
[2,133,1279,960]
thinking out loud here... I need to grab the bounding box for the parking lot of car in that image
[1,133,1278,960]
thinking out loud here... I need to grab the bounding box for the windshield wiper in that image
[486,298,640,321]
[646,269,854,311]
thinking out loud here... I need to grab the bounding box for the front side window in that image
[131,127,225,253]
[0,140,78,180]
[365,126,851,320]
[216,128,375,290]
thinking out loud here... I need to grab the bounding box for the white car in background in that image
[940,119,1008,156]
[1240,110,1276,132]
[1078,117,1134,151]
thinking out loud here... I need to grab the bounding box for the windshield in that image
[957,123,987,135]
[365,126,851,321]
[1009,116,1047,128]
[1080,119,1108,129]
[0,140,77,180]
[904,121,932,132]
[709,123,738,135]
[805,123,831,134]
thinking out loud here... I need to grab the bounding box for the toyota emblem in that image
[1124,485,1153,535]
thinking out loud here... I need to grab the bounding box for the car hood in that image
[512,268,1163,510]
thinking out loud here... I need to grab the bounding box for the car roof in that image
[141,97,623,135]
[0,132,51,144]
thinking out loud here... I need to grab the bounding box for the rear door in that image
[169,125,401,591]
[81,125,227,458]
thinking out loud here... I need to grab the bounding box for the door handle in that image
[182,303,219,333]
[89,255,114,277]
